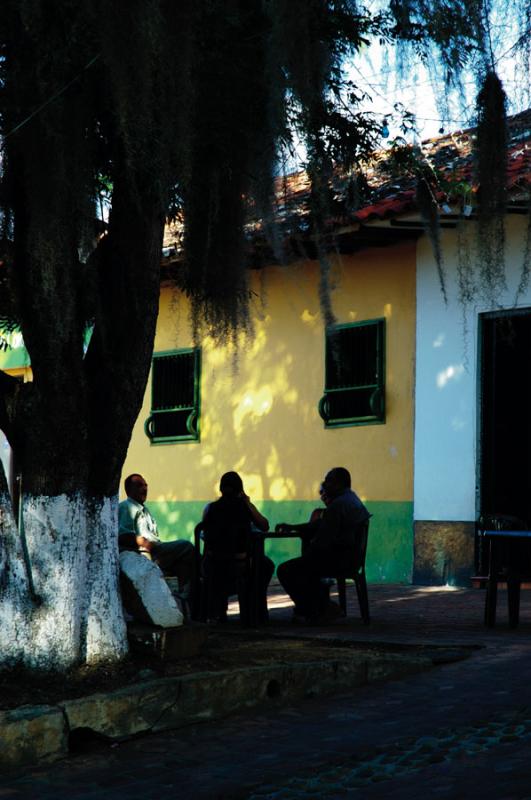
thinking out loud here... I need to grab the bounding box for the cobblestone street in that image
[3,583,531,799]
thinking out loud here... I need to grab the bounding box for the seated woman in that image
[201,471,274,622]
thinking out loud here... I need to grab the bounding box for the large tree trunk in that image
[0,478,129,670]
[0,78,165,668]
[0,204,163,670]
[0,472,33,665]
[0,493,127,671]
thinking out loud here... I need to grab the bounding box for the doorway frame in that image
[476,306,531,571]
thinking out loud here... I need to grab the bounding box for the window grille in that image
[145,349,201,443]
[318,319,385,427]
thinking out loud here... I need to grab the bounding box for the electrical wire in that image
[2,54,100,141]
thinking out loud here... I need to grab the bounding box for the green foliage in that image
[0,0,528,346]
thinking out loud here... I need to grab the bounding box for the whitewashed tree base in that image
[0,493,128,670]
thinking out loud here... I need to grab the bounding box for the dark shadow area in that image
[68,727,112,755]
[266,679,282,698]
[480,310,531,524]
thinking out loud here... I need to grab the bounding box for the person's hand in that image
[135,535,155,552]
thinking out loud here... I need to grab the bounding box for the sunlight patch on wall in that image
[201,415,212,438]
[433,333,445,348]
[301,308,318,324]
[246,327,268,359]
[204,326,270,366]
[233,386,274,435]
[269,476,296,501]
[265,446,280,479]
[284,387,299,406]
[384,303,393,318]
[436,364,465,388]
[348,310,359,321]
[241,473,263,499]
[206,341,227,367]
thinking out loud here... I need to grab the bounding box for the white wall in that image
[414,215,531,521]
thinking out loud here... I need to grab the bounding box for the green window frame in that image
[318,319,385,427]
[144,348,201,443]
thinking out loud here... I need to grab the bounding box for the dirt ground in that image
[0,618,472,713]
[1,579,496,712]
[0,630,351,710]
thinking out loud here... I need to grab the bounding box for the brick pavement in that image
[3,583,531,799]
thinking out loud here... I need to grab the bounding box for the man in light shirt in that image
[118,473,195,602]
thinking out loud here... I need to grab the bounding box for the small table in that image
[250,529,303,626]
[480,530,531,628]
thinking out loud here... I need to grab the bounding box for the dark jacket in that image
[307,488,369,556]
[202,496,252,558]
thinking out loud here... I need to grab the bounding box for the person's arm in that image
[242,493,269,531]
[275,521,311,534]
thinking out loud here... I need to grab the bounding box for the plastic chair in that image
[192,523,252,624]
[334,518,371,624]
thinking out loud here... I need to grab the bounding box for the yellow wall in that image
[123,243,416,505]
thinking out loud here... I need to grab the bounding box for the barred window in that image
[318,320,385,427]
[145,349,201,443]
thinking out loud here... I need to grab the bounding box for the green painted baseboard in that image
[147,499,413,585]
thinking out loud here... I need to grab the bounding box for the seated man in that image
[118,473,195,606]
[201,471,274,622]
[276,467,369,623]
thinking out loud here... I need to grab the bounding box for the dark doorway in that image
[479,309,531,528]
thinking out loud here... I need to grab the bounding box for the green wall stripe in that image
[146,499,413,585]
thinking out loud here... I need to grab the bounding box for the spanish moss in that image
[416,175,447,304]
[475,71,508,305]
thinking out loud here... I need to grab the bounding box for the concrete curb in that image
[0,704,68,770]
[0,651,433,772]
